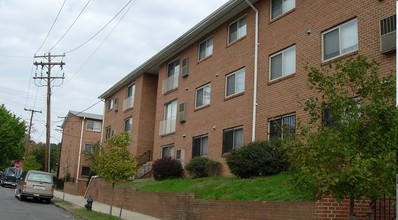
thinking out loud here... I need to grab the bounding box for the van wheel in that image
[44,199,51,204]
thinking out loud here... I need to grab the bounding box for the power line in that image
[46,0,91,52]
[35,0,67,54]
[64,0,137,84]
[64,0,133,54]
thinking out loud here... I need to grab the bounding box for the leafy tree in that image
[0,104,26,168]
[286,56,397,218]
[30,142,60,171]
[22,155,42,171]
[90,132,138,215]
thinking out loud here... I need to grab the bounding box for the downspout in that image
[245,0,259,142]
[100,99,106,144]
[76,117,85,183]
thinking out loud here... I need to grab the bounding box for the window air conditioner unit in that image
[178,102,186,123]
[181,57,189,77]
[380,15,396,54]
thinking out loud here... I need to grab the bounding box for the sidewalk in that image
[53,190,160,220]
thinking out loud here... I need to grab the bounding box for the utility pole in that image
[33,53,65,172]
[24,108,42,158]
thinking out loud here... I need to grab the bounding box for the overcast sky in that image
[0,0,229,143]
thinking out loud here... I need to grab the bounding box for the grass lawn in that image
[120,172,313,201]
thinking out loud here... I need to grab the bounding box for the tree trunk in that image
[110,182,115,215]
[349,197,355,220]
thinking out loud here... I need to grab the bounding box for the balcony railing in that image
[123,96,134,111]
[162,74,179,94]
[159,118,176,135]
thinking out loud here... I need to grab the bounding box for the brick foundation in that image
[86,178,387,220]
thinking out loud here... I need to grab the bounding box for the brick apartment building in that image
[59,110,103,186]
[99,0,396,175]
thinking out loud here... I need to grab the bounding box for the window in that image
[81,166,91,176]
[181,57,190,77]
[268,113,296,139]
[124,84,135,110]
[195,84,211,108]
[323,18,358,61]
[105,126,111,139]
[271,0,295,20]
[124,117,133,132]
[163,59,180,93]
[159,100,177,135]
[84,144,92,153]
[86,121,101,132]
[226,68,245,97]
[176,149,185,167]
[192,135,208,158]
[161,145,174,158]
[228,15,247,44]
[222,127,243,153]
[107,98,114,110]
[198,37,213,60]
[270,45,296,81]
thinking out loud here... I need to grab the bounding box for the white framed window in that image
[270,45,296,81]
[226,68,245,97]
[107,98,114,110]
[192,135,208,158]
[124,117,132,132]
[159,100,177,135]
[222,127,243,154]
[322,18,358,61]
[162,59,180,93]
[228,15,247,44]
[105,126,111,139]
[84,144,93,153]
[161,144,174,158]
[198,37,213,61]
[195,83,211,108]
[268,113,296,139]
[271,0,295,20]
[124,84,135,110]
[86,120,101,132]
[176,149,185,167]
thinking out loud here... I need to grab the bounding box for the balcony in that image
[162,74,179,94]
[123,96,134,111]
[159,118,176,135]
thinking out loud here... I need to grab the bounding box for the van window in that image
[27,173,53,184]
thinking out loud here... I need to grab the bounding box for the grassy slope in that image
[121,173,313,201]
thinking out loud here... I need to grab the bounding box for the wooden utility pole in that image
[24,108,41,158]
[33,53,65,172]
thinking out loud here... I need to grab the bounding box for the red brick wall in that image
[59,114,102,182]
[102,73,157,157]
[151,0,396,175]
[86,178,385,220]
[64,181,88,196]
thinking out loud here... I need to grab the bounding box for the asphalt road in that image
[0,185,75,219]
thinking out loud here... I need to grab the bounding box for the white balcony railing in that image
[162,74,179,94]
[159,118,176,135]
[123,96,134,111]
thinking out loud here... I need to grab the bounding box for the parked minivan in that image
[14,170,54,203]
[1,167,22,188]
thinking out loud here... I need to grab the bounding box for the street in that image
[0,186,75,219]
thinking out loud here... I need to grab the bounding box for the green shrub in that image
[226,140,289,178]
[152,157,183,181]
[186,157,221,178]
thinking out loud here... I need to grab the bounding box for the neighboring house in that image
[99,0,396,175]
[59,110,103,187]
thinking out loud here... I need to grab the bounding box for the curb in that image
[52,198,89,220]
